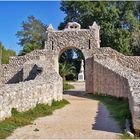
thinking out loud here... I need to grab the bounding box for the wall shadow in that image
[24,64,43,81]
[64,90,88,98]
[64,91,122,134]
[92,102,122,133]
[7,69,23,84]
[7,64,43,84]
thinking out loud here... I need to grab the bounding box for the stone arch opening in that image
[58,47,86,92]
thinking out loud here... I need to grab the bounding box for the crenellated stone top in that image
[45,21,101,51]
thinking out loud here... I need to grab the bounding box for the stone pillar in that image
[89,21,100,48]
[85,57,94,93]
[78,60,84,81]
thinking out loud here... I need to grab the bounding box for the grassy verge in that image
[0,99,69,139]
[63,81,75,90]
[88,94,134,138]
[88,94,131,129]
[121,132,134,139]
[90,94,140,139]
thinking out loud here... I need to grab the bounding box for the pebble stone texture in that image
[0,22,140,134]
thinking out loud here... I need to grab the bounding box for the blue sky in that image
[0,1,65,54]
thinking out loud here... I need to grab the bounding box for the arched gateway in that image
[0,22,140,134]
[45,22,100,93]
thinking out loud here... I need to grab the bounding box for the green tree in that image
[59,48,84,80]
[59,62,76,81]
[59,48,84,63]
[16,16,47,55]
[59,1,140,55]
[0,42,16,64]
[131,30,140,55]
[59,49,74,63]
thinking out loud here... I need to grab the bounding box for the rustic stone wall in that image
[92,54,140,133]
[45,27,100,58]
[0,49,56,84]
[93,61,129,98]
[92,55,132,97]
[0,60,63,120]
[44,25,101,94]
[92,47,140,73]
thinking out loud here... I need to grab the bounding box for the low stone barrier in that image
[0,60,63,120]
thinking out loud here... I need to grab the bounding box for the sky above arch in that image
[0,1,65,54]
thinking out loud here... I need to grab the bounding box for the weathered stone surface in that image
[45,25,100,55]
[0,60,63,120]
[0,50,56,84]
[91,54,140,133]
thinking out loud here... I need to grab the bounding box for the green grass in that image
[121,132,134,139]
[0,99,69,139]
[88,94,134,138]
[88,94,131,129]
[63,81,75,90]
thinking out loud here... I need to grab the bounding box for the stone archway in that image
[45,22,100,93]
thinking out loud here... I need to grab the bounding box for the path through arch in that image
[58,47,86,92]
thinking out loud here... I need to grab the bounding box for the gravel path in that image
[7,82,122,139]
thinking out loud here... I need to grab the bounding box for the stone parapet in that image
[0,60,63,120]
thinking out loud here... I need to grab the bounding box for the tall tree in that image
[131,30,140,55]
[16,16,47,55]
[59,1,140,55]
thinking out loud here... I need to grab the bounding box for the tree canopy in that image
[59,1,140,55]
[0,42,16,64]
[16,16,47,55]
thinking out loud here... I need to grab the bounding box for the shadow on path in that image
[92,102,122,133]
[64,90,86,97]
[64,90,122,134]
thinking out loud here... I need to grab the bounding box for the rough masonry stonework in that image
[0,22,140,134]
[0,59,62,120]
